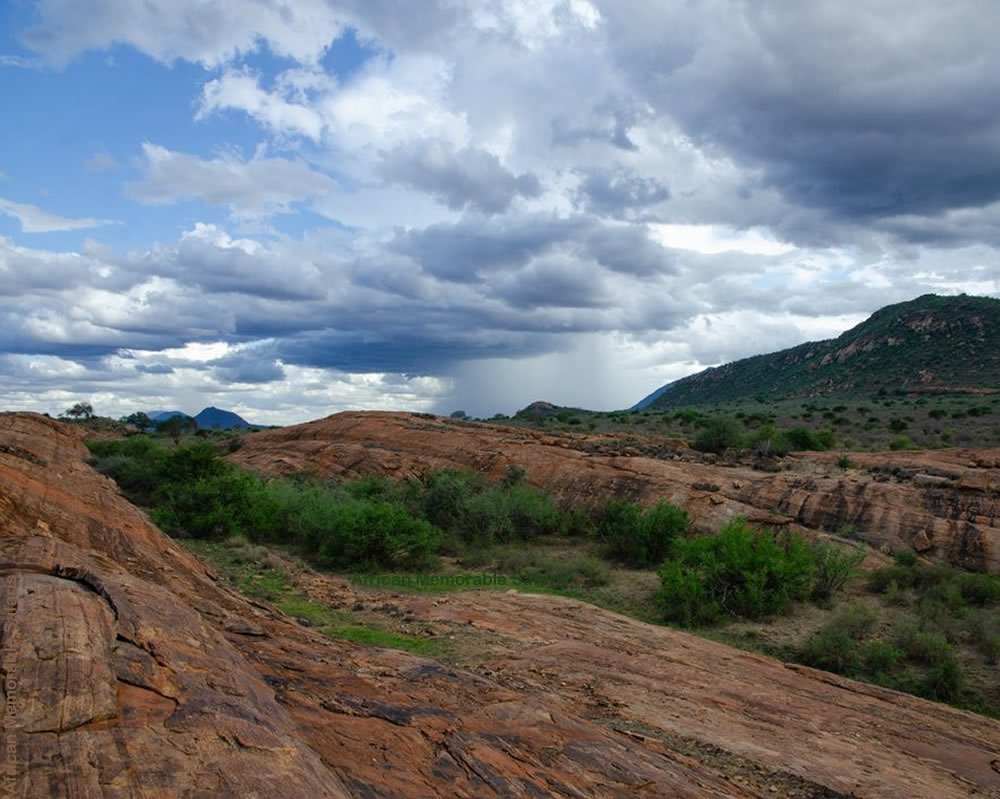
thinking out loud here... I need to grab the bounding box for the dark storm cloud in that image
[389,214,586,282]
[160,230,325,300]
[583,224,677,277]
[135,363,175,375]
[494,259,608,310]
[276,329,553,374]
[212,351,285,383]
[602,1,1000,237]
[379,140,542,215]
[576,166,670,219]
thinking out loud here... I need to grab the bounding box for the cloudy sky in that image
[2,1,999,423]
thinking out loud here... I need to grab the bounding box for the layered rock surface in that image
[3,411,1000,797]
[230,411,1000,573]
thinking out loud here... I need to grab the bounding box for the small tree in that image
[119,412,152,429]
[450,410,468,419]
[157,415,197,444]
[61,402,94,420]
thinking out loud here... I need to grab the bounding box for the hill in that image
[147,407,252,429]
[148,410,190,422]
[640,294,1000,408]
[194,406,252,430]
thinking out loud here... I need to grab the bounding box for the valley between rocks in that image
[2,411,1000,797]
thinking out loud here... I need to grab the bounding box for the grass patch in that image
[183,539,443,657]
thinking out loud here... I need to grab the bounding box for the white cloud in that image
[0,197,117,233]
[23,0,345,66]
[128,143,338,219]
[199,69,328,141]
[650,224,795,256]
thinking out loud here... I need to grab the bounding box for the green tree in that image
[156,415,197,443]
[119,412,152,429]
[61,401,94,420]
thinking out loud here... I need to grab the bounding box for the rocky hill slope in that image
[637,293,1000,407]
[3,411,1000,797]
[230,411,1000,573]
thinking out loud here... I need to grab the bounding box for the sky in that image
[2,1,1000,424]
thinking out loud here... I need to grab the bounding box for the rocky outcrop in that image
[230,411,1000,573]
[3,411,1000,797]
[0,412,762,797]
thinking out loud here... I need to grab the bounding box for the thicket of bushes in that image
[691,416,835,455]
[798,553,1000,709]
[655,520,858,625]
[89,439,588,569]
[88,438,863,620]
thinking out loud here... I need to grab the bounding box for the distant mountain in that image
[193,406,252,430]
[148,411,191,422]
[639,294,1000,408]
[630,383,675,412]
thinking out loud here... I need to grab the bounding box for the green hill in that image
[641,294,1000,408]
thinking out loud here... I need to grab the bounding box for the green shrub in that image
[312,500,439,569]
[421,470,483,530]
[456,483,563,545]
[692,417,743,454]
[600,500,688,567]
[153,468,278,541]
[800,603,879,674]
[657,520,814,625]
[800,626,859,673]
[957,572,1000,606]
[785,427,830,451]
[966,609,1000,664]
[862,641,903,677]
[921,656,964,702]
[893,620,952,665]
[747,425,790,457]
[811,542,865,601]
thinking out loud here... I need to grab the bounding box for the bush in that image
[811,542,865,601]
[421,470,483,530]
[657,520,815,625]
[747,425,790,457]
[692,417,743,454]
[312,501,439,570]
[862,641,903,677]
[957,572,1000,606]
[921,656,964,702]
[785,427,829,451]
[800,625,859,673]
[800,603,879,674]
[893,620,952,665]
[967,609,1000,664]
[599,500,688,568]
[460,484,563,544]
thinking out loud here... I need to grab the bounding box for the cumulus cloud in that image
[21,0,345,66]
[379,139,542,214]
[5,0,1000,419]
[128,143,338,219]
